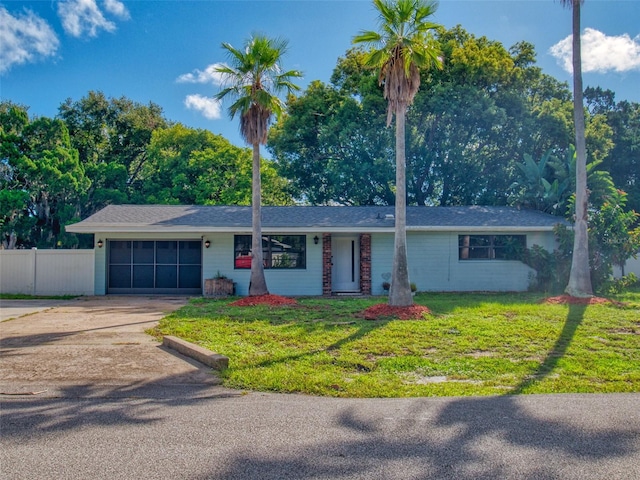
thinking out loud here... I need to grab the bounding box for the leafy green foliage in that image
[511,145,617,216]
[1,92,294,247]
[270,27,582,207]
[58,91,168,218]
[587,88,640,218]
[139,124,290,206]
[521,239,571,294]
[1,103,89,247]
[269,78,395,205]
[523,194,640,294]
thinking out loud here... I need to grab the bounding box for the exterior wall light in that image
[313,235,319,245]
[97,239,103,248]
[204,240,211,248]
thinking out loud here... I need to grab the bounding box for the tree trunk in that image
[249,142,269,296]
[566,0,593,298]
[389,104,413,306]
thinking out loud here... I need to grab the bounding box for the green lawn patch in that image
[0,294,77,300]
[150,292,640,397]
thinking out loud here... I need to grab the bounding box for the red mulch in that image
[229,294,298,307]
[362,303,431,321]
[542,295,612,305]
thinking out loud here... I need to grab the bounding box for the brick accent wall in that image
[322,233,332,296]
[360,234,371,295]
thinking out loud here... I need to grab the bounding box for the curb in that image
[163,336,229,370]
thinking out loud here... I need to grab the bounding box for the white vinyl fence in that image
[0,249,95,296]
[614,255,640,278]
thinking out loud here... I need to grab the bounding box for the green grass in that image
[0,294,77,300]
[151,291,640,397]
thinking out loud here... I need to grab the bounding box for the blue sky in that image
[2,0,639,148]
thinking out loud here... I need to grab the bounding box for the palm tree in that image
[353,0,442,306]
[215,35,302,296]
[560,0,593,297]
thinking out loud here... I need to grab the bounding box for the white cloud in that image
[0,6,59,75]
[184,94,222,120]
[177,64,225,85]
[103,0,130,19]
[550,28,640,74]
[57,0,129,38]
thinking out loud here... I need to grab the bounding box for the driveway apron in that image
[0,296,221,396]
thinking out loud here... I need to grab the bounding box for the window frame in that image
[458,234,526,261]
[234,234,307,270]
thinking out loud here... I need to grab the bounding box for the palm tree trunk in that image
[249,142,269,296]
[565,0,593,297]
[389,104,413,306]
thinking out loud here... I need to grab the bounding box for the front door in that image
[332,236,360,293]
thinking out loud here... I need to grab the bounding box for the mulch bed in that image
[228,295,431,320]
[229,294,298,307]
[542,295,612,305]
[362,303,431,320]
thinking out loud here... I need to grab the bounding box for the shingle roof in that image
[66,205,567,234]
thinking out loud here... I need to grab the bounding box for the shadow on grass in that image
[234,320,390,371]
[511,303,587,394]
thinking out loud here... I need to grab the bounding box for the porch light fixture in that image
[204,239,211,248]
[313,235,319,245]
[97,239,103,248]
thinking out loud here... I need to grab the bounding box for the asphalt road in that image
[1,298,639,479]
[2,390,639,480]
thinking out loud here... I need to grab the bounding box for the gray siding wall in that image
[91,230,557,296]
[370,231,555,294]
[204,233,323,296]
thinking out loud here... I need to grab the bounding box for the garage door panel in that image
[180,242,201,264]
[110,241,131,263]
[179,265,201,288]
[109,265,131,288]
[133,265,154,288]
[133,241,154,263]
[107,240,201,294]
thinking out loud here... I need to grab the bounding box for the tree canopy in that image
[1,94,291,249]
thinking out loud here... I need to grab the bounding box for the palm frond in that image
[352,0,442,125]
[214,34,302,145]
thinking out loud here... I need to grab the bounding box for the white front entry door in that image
[332,236,360,292]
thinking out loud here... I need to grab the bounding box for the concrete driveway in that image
[0,296,221,396]
[0,298,73,322]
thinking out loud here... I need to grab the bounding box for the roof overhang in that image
[66,224,561,234]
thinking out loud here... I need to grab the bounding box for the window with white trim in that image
[234,235,307,269]
[458,235,525,260]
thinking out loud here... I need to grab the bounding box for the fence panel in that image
[614,255,640,278]
[0,249,95,296]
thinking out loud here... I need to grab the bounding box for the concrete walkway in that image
[0,296,221,396]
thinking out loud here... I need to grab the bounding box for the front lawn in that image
[151,291,640,397]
